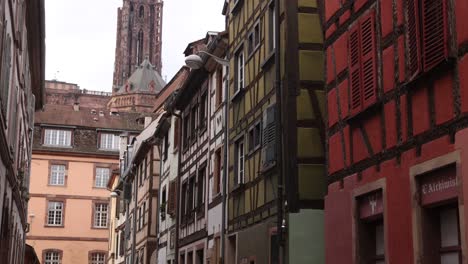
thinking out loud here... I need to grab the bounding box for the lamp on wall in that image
[185,50,229,69]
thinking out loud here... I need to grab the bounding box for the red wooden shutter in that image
[349,24,362,115]
[408,0,422,80]
[422,0,448,71]
[360,11,377,109]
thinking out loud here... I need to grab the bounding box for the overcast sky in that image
[45,0,225,92]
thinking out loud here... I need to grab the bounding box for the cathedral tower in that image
[113,0,163,92]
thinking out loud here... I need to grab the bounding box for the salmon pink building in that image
[26,81,145,264]
[324,0,468,263]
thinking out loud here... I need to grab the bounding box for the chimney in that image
[144,116,153,128]
[73,102,80,111]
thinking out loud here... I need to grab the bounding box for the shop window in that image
[357,191,385,264]
[418,165,460,264]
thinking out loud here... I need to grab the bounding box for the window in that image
[95,167,110,188]
[47,201,64,226]
[235,49,245,93]
[357,191,384,263]
[44,251,61,264]
[168,181,176,216]
[162,131,169,161]
[181,182,187,220]
[44,129,72,147]
[137,30,144,64]
[269,4,276,52]
[90,252,106,264]
[100,133,120,150]
[190,106,198,140]
[213,148,222,195]
[161,188,167,220]
[349,11,377,115]
[139,6,144,18]
[142,201,146,225]
[183,114,190,149]
[248,22,260,55]
[138,206,142,230]
[49,164,66,186]
[199,92,207,130]
[0,34,12,118]
[248,123,261,151]
[408,0,448,79]
[235,138,245,185]
[188,177,195,213]
[439,207,460,263]
[94,203,108,228]
[216,68,223,107]
[197,166,205,208]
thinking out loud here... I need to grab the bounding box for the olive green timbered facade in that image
[225,0,325,263]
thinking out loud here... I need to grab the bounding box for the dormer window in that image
[100,133,120,150]
[44,128,72,147]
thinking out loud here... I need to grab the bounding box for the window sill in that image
[231,183,245,194]
[247,145,261,157]
[44,225,64,228]
[92,226,108,230]
[93,186,107,189]
[260,161,277,174]
[47,184,66,187]
[42,145,73,149]
[199,125,207,136]
[231,88,245,102]
[261,50,275,70]
[99,148,119,152]
[247,44,261,62]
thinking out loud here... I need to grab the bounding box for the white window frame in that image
[100,133,120,150]
[47,201,63,226]
[236,50,245,92]
[44,129,72,147]
[49,165,66,186]
[94,203,108,228]
[95,167,110,188]
[90,252,106,264]
[237,139,245,185]
[44,251,61,264]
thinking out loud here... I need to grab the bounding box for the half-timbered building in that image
[225,0,326,263]
[171,32,228,264]
[324,0,468,263]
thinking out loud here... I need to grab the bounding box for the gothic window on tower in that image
[139,6,144,18]
[137,30,144,65]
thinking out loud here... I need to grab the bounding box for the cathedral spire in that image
[113,0,163,91]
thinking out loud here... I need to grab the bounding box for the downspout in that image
[220,61,229,264]
[274,0,286,264]
[132,168,138,263]
[172,112,182,264]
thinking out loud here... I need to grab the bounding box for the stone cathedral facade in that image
[112,0,163,92]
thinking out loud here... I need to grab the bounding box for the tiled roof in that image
[35,104,145,131]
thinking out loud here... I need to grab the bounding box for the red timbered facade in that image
[324,0,468,263]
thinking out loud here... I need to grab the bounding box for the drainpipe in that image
[173,112,182,264]
[221,62,229,264]
[132,168,138,262]
[274,0,286,263]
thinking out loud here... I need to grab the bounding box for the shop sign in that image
[359,191,383,220]
[420,166,458,206]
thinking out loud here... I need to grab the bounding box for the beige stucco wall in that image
[27,154,118,263]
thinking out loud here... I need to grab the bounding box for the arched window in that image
[136,30,144,64]
[139,6,144,18]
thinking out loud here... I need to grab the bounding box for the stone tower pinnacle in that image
[113,0,163,92]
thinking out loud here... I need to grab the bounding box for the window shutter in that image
[360,12,377,109]
[349,25,362,115]
[168,180,176,216]
[262,105,276,168]
[422,0,448,71]
[408,0,422,80]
